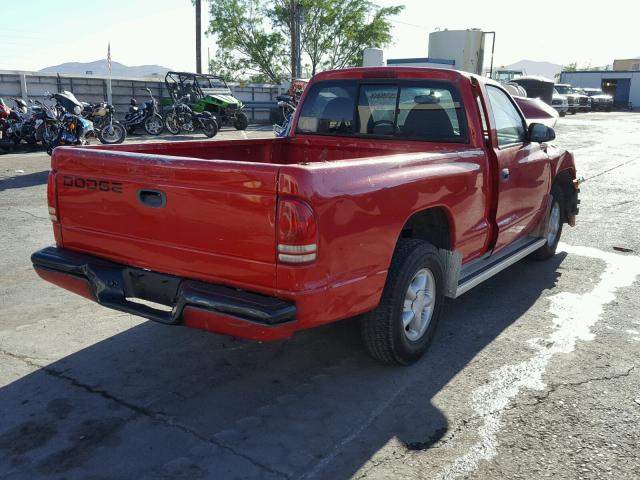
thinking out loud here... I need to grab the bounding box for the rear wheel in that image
[143,114,164,135]
[360,239,444,365]
[165,112,181,135]
[530,185,563,260]
[234,112,249,130]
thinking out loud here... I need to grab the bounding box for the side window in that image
[296,82,356,135]
[486,85,526,146]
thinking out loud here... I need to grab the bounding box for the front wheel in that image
[530,185,563,260]
[97,122,126,144]
[200,118,218,138]
[38,123,59,146]
[165,112,181,135]
[234,112,249,130]
[143,114,164,135]
[360,239,444,365]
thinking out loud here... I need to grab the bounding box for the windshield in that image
[296,80,467,142]
[494,71,523,82]
[196,76,228,89]
[555,85,571,95]
[585,89,604,96]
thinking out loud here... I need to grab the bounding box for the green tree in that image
[207,0,289,83]
[206,0,403,82]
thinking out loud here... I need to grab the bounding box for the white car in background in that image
[551,88,569,117]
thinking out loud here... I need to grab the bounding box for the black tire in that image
[165,112,181,135]
[559,111,566,117]
[126,125,136,135]
[97,122,126,144]
[201,118,218,138]
[530,185,564,261]
[234,111,249,130]
[360,239,444,365]
[143,114,164,135]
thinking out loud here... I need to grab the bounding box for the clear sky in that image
[1,0,638,72]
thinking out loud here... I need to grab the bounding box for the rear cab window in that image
[296,80,468,143]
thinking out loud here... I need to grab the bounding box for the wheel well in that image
[399,207,452,251]
[553,170,575,221]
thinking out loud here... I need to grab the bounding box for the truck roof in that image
[311,66,479,84]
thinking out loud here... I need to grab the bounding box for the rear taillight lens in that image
[277,198,317,264]
[47,170,58,222]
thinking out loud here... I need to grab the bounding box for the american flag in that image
[107,43,112,74]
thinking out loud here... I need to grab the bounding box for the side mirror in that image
[528,123,555,143]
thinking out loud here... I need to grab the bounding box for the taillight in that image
[47,170,58,222]
[277,198,317,264]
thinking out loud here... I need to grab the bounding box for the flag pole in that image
[106,42,113,105]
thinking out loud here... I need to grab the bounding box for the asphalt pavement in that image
[0,114,639,479]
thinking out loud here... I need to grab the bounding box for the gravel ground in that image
[0,114,639,480]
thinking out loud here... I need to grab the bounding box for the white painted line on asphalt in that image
[435,243,640,480]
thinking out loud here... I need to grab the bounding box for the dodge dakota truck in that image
[32,67,579,365]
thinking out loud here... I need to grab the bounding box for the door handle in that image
[137,189,166,208]
[500,168,510,181]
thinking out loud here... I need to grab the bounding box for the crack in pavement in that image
[0,348,291,479]
[525,365,636,406]
[14,208,48,220]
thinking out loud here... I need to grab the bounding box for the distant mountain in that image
[40,60,172,78]
[504,60,563,80]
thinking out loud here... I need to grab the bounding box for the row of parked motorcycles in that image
[0,91,125,154]
[0,88,220,155]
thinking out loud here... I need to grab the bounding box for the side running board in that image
[454,237,547,298]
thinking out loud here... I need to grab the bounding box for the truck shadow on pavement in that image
[0,170,48,192]
[0,254,567,479]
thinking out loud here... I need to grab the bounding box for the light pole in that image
[196,0,202,73]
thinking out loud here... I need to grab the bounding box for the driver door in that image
[485,85,551,252]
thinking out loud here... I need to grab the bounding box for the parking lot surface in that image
[1,115,639,479]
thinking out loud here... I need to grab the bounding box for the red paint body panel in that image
[38,67,577,340]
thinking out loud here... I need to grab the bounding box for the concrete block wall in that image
[0,70,283,123]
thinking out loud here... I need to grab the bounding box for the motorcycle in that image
[81,101,126,144]
[272,95,296,137]
[30,99,60,146]
[0,98,13,152]
[164,96,218,138]
[5,97,38,145]
[122,88,163,135]
[46,91,93,155]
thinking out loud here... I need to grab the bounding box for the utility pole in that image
[295,3,302,77]
[195,0,202,73]
[290,0,297,78]
[289,1,303,78]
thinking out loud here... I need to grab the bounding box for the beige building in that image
[613,58,640,71]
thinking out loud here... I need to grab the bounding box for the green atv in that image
[163,71,249,130]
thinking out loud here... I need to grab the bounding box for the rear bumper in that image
[32,246,297,341]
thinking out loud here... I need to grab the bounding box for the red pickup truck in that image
[32,67,579,365]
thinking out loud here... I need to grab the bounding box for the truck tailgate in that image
[52,148,279,291]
